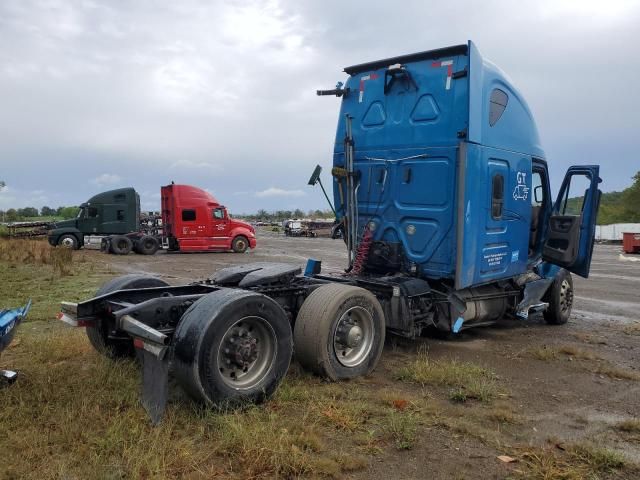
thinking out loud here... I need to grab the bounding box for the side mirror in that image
[308,165,322,186]
[534,185,543,204]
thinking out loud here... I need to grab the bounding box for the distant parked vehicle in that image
[46,185,256,254]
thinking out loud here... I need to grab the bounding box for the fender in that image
[229,226,257,248]
[48,227,83,247]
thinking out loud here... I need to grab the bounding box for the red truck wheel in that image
[173,289,292,408]
[86,275,170,358]
[232,236,249,253]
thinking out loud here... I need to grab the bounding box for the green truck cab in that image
[47,188,140,249]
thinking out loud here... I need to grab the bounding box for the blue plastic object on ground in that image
[0,300,31,354]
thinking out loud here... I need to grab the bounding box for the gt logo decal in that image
[513,172,529,201]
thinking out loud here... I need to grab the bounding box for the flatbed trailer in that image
[7,221,52,238]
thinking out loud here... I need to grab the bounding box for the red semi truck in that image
[48,184,256,254]
[161,183,256,253]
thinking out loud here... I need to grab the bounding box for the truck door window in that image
[491,174,504,219]
[212,208,224,220]
[88,207,98,218]
[182,209,196,221]
[117,210,124,221]
[559,174,591,216]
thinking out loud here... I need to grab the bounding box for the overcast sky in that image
[0,0,638,214]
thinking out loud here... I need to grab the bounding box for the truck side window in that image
[212,208,224,220]
[489,89,508,126]
[182,209,196,221]
[491,174,504,219]
[117,210,124,221]
[88,207,98,218]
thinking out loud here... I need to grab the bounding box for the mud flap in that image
[140,349,169,426]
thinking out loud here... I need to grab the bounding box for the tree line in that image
[237,208,335,222]
[595,171,640,225]
[0,206,79,222]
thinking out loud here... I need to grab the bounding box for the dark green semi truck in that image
[47,188,160,255]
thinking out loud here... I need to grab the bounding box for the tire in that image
[86,275,170,358]
[543,269,574,325]
[135,235,159,255]
[110,235,133,255]
[57,234,79,250]
[231,235,249,253]
[173,289,292,408]
[294,284,386,380]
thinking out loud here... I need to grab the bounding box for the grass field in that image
[0,239,637,479]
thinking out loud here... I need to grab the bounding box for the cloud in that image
[91,173,122,186]
[0,185,50,209]
[170,159,218,169]
[255,187,306,198]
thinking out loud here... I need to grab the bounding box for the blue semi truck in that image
[59,41,601,422]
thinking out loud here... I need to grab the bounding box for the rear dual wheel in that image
[294,284,386,380]
[110,235,133,255]
[173,289,292,408]
[134,235,159,255]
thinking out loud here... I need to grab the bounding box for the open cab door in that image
[542,166,602,278]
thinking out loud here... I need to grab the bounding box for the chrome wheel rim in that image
[333,306,375,368]
[559,279,573,315]
[216,316,276,390]
[60,237,74,248]
[235,239,247,251]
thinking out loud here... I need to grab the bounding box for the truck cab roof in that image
[336,40,543,159]
[85,187,138,206]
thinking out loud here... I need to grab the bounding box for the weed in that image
[570,443,625,472]
[529,345,558,361]
[315,400,370,431]
[572,332,608,345]
[50,246,73,275]
[591,365,639,381]
[208,408,329,478]
[617,418,640,433]
[518,443,627,479]
[623,322,640,336]
[396,347,498,403]
[557,345,598,360]
[530,344,600,361]
[485,405,521,424]
[449,388,467,403]
[385,411,418,450]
